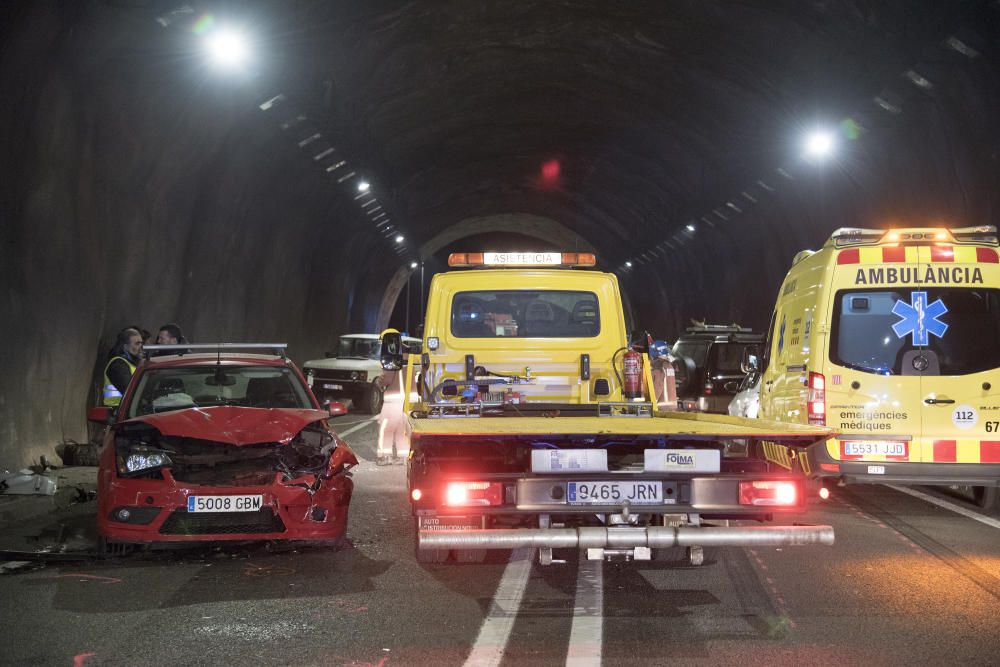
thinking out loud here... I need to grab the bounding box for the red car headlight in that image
[116,447,172,476]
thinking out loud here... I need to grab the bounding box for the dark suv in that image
[671,324,763,413]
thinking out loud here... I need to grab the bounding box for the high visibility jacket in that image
[103,356,137,407]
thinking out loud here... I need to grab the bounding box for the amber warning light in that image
[448,252,596,267]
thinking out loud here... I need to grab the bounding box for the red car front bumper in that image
[97,447,354,545]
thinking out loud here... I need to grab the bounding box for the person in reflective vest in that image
[103,328,143,406]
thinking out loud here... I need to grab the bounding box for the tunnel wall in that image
[0,5,389,468]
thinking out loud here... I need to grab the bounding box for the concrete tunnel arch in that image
[373,213,599,332]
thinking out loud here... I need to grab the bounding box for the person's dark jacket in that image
[107,350,140,394]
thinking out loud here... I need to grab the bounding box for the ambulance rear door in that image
[827,247,923,465]
[913,245,1000,466]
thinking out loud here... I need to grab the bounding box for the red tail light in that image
[444,481,503,507]
[807,371,826,426]
[739,480,800,506]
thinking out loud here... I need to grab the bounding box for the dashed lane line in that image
[566,558,603,667]
[463,548,535,667]
[887,484,1000,531]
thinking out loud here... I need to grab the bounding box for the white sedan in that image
[727,371,760,419]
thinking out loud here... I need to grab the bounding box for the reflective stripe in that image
[837,245,995,265]
[102,356,137,407]
[981,441,1000,463]
[827,437,1000,464]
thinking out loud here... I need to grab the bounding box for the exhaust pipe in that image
[420,525,835,550]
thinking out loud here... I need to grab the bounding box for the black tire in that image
[416,547,451,563]
[414,520,450,563]
[671,356,697,396]
[652,546,685,563]
[359,383,384,415]
[972,486,998,510]
[63,443,100,467]
[454,549,487,564]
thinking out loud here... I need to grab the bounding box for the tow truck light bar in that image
[448,252,596,268]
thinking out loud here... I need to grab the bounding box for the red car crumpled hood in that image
[123,406,331,445]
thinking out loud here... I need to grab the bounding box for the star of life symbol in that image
[891,291,948,346]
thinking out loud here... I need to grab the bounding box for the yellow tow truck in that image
[380,252,834,564]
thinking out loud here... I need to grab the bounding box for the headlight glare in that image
[117,447,172,475]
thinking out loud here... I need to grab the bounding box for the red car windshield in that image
[126,366,313,417]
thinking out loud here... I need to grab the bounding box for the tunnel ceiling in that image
[268,0,999,268]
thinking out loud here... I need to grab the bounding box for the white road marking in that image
[330,418,375,429]
[334,417,379,439]
[463,547,535,667]
[566,558,603,667]
[887,485,1000,531]
[331,417,379,462]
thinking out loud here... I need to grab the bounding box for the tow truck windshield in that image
[127,366,313,417]
[450,290,600,338]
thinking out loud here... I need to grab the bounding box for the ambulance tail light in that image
[807,371,825,426]
[703,380,713,396]
[739,480,800,507]
[444,481,504,507]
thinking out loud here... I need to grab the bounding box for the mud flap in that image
[758,439,822,478]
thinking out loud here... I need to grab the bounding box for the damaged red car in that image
[89,344,358,552]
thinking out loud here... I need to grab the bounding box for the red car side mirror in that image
[87,406,113,424]
[325,401,347,417]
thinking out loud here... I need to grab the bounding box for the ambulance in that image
[754,226,1000,490]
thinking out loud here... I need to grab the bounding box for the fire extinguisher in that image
[623,349,642,399]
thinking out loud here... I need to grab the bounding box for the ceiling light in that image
[357,180,370,193]
[625,261,633,268]
[395,234,404,244]
[205,28,251,70]
[410,261,418,269]
[803,129,836,160]
[686,224,696,232]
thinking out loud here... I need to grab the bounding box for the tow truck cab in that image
[382,252,834,565]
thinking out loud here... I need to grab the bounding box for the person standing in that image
[103,328,143,406]
[155,323,187,346]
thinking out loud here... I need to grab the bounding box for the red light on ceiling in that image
[541,159,561,184]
